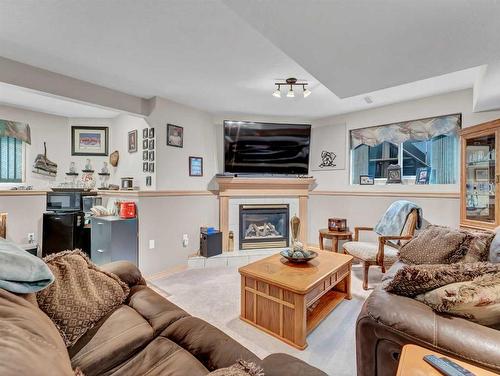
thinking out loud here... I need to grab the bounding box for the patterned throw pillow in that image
[207,360,264,376]
[36,250,129,347]
[416,272,500,327]
[455,229,495,263]
[383,262,500,297]
[399,225,467,264]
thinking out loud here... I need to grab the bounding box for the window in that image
[350,114,460,185]
[0,137,23,182]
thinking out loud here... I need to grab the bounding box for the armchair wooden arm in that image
[354,227,374,241]
[376,235,413,265]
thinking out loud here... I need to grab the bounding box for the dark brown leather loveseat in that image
[356,262,500,376]
[0,261,326,376]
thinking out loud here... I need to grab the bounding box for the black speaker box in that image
[200,231,222,258]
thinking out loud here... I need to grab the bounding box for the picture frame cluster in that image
[141,127,155,186]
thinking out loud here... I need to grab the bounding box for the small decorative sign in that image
[189,156,203,176]
[415,167,431,184]
[318,151,337,168]
[386,164,402,184]
[359,175,375,185]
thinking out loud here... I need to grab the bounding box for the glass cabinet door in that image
[464,133,496,224]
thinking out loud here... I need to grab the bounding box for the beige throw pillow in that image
[416,272,500,327]
[399,225,467,264]
[36,250,129,347]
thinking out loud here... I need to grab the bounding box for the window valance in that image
[0,119,31,144]
[350,114,461,149]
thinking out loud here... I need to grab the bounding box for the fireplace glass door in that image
[239,204,289,250]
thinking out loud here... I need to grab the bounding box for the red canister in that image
[119,201,136,218]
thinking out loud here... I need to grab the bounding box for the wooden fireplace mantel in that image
[215,176,316,251]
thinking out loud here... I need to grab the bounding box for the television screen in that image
[224,121,311,175]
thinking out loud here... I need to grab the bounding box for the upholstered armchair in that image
[343,209,418,290]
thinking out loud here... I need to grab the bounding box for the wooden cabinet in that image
[460,119,500,230]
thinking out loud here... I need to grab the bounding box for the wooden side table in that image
[397,344,497,376]
[319,229,353,252]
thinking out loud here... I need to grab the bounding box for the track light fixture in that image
[272,78,311,98]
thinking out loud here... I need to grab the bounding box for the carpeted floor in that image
[151,263,383,376]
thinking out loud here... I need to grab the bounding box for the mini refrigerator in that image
[42,211,87,257]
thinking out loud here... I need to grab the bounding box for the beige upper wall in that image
[0,104,112,189]
[146,97,218,190]
[311,89,500,191]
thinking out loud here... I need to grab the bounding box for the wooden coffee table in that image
[319,229,353,252]
[238,251,353,349]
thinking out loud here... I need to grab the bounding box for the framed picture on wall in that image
[71,126,109,156]
[167,124,183,148]
[143,162,149,172]
[149,163,155,173]
[128,130,138,153]
[143,151,148,161]
[415,167,431,184]
[359,175,374,185]
[149,139,155,150]
[149,151,155,161]
[149,128,155,138]
[189,156,203,176]
[142,128,149,139]
[146,176,152,186]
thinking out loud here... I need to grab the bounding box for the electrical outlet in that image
[149,239,155,249]
[28,233,35,243]
[182,234,189,248]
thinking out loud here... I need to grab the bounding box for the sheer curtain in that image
[430,134,458,184]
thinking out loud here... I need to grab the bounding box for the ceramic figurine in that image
[85,159,93,171]
[101,161,109,174]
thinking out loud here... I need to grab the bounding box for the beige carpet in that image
[151,262,382,376]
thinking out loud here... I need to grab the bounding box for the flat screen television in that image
[224,121,311,175]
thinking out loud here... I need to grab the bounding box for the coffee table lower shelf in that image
[306,290,347,333]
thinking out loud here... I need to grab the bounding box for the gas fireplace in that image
[239,204,289,250]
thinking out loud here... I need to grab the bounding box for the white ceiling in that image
[0,83,118,118]
[0,1,498,119]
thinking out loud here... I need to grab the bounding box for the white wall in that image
[146,97,218,190]
[0,105,112,189]
[311,89,500,191]
[109,114,152,190]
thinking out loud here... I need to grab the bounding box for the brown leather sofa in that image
[0,261,326,376]
[356,262,500,376]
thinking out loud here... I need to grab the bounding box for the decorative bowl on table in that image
[280,242,318,263]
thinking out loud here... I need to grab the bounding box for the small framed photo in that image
[149,163,155,173]
[475,168,490,182]
[415,167,431,184]
[149,151,155,161]
[71,126,109,156]
[143,162,149,172]
[143,151,148,161]
[189,156,203,176]
[149,139,155,150]
[143,139,148,150]
[359,175,374,185]
[149,128,155,138]
[128,130,138,153]
[167,123,183,148]
[386,164,402,184]
[142,128,149,139]
[146,176,152,186]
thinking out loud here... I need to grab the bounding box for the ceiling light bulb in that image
[272,87,281,98]
[287,85,295,98]
[303,86,311,98]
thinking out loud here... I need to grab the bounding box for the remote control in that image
[423,355,476,376]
